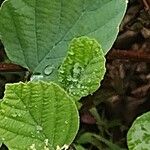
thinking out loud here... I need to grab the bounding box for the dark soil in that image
[79,0,150,149]
[0,0,150,149]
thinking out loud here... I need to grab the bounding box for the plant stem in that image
[107,49,150,63]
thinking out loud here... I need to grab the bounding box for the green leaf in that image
[0,82,79,150]
[0,0,127,79]
[73,144,85,150]
[77,132,124,150]
[127,111,150,150]
[58,37,106,101]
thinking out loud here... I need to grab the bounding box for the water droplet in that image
[0,109,5,114]
[36,125,43,133]
[44,139,49,146]
[65,121,68,124]
[12,113,21,117]
[29,143,36,150]
[81,86,85,89]
[73,63,81,75]
[72,92,76,95]
[4,116,8,120]
[44,147,50,150]
[77,84,81,88]
[31,74,44,81]
[89,40,93,45]
[44,65,55,76]
[18,113,21,117]
[67,76,72,82]
[87,79,91,83]
[72,78,78,82]
[12,113,17,117]
[72,63,84,80]
[81,91,85,95]
[95,48,100,52]
[31,134,35,138]
[69,51,74,55]
[31,132,35,138]
[59,69,64,74]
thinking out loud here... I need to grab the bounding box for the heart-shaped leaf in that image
[127,111,150,150]
[58,37,106,101]
[0,82,79,150]
[0,0,127,79]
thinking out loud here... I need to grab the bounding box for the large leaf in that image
[58,37,106,101]
[0,0,127,79]
[0,82,79,150]
[127,111,150,150]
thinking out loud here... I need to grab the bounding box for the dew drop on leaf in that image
[69,51,74,55]
[36,125,43,133]
[44,65,55,76]
[31,74,44,81]
[44,139,49,146]
[12,113,17,117]
[77,84,81,89]
[29,143,36,150]
[4,116,8,120]
[73,63,81,75]
[65,121,68,124]
[18,113,21,117]
[87,79,91,83]
[59,70,64,74]
[0,109,5,114]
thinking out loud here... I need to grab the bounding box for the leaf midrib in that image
[33,0,123,73]
[10,87,48,142]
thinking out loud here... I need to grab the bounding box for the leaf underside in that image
[0,0,127,79]
[0,82,79,150]
[58,37,106,101]
[127,111,150,150]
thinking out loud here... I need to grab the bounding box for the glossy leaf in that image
[0,82,79,150]
[58,37,106,101]
[127,111,150,150]
[0,0,127,79]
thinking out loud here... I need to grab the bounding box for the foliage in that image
[73,107,125,150]
[0,82,79,150]
[0,0,127,80]
[59,37,106,101]
[76,132,126,150]
[0,0,127,149]
[127,111,150,150]
[0,36,107,150]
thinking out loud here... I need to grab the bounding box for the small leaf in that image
[58,37,106,101]
[0,82,79,150]
[0,0,127,79]
[127,111,150,150]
